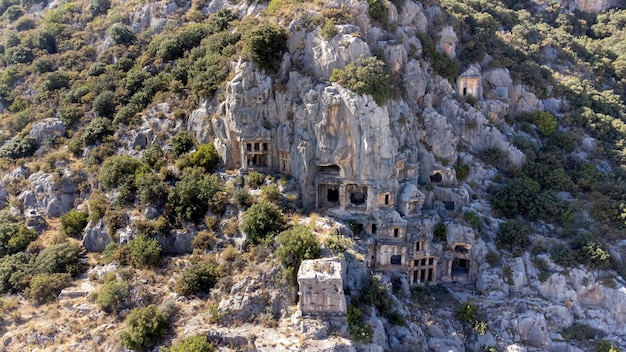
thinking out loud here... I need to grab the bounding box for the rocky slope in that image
[0,0,624,351]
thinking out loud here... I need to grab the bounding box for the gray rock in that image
[29,118,65,144]
[82,219,111,252]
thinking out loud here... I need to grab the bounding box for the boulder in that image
[82,219,111,252]
[29,118,66,144]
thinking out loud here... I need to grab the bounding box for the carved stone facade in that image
[457,64,483,100]
[297,258,347,317]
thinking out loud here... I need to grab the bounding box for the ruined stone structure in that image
[457,64,483,100]
[297,258,347,316]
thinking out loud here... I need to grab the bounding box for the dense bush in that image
[562,323,595,340]
[463,211,482,230]
[0,253,31,293]
[0,135,36,159]
[41,71,70,92]
[109,23,136,45]
[168,168,221,222]
[135,171,168,205]
[367,0,389,26]
[550,243,574,267]
[171,335,214,352]
[572,233,611,270]
[0,215,37,257]
[88,0,110,16]
[347,305,373,343]
[491,177,540,218]
[172,131,195,157]
[60,209,88,238]
[127,235,162,267]
[241,200,287,245]
[276,225,320,282]
[25,273,70,304]
[458,301,477,323]
[99,155,142,190]
[243,23,287,72]
[96,280,130,313]
[174,262,218,297]
[526,110,557,137]
[83,117,113,146]
[496,220,529,251]
[93,91,118,119]
[189,143,220,172]
[360,275,392,316]
[121,304,169,351]
[244,171,265,189]
[330,55,394,105]
[33,242,82,276]
[433,222,447,241]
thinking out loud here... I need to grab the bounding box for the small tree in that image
[96,280,130,313]
[241,200,287,245]
[121,304,169,351]
[127,235,162,267]
[175,262,218,297]
[99,155,142,190]
[168,168,221,222]
[109,23,136,45]
[243,23,287,72]
[172,131,195,157]
[171,335,214,352]
[93,91,118,119]
[88,0,110,16]
[60,210,89,238]
[189,143,220,173]
[458,301,477,323]
[276,225,320,282]
[82,117,113,146]
[330,55,394,105]
[496,220,529,251]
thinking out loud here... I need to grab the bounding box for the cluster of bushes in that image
[0,242,82,302]
[330,54,394,105]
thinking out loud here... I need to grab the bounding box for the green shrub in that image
[96,280,130,313]
[0,216,37,257]
[550,244,574,267]
[233,188,252,208]
[458,301,477,323]
[109,23,136,45]
[171,335,214,352]
[135,171,168,205]
[41,71,70,92]
[172,131,195,157]
[5,45,32,64]
[572,233,611,270]
[330,55,394,105]
[485,251,500,266]
[60,210,88,239]
[25,273,71,304]
[562,323,595,340]
[0,252,31,293]
[387,311,407,326]
[595,340,622,352]
[244,171,265,189]
[34,242,82,276]
[189,143,220,172]
[174,262,218,297]
[347,305,373,343]
[243,23,287,72]
[276,225,320,282]
[463,211,482,230]
[168,168,221,222]
[99,155,142,190]
[121,304,169,351]
[496,220,529,251]
[491,177,540,218]
[526,110,557,136]
[4,5,24,21]
[261,184,282,203]
[367,0,389,26]
[88,0,110,17]
[434,222,447,241]
[360,275,392,316]
[83,117,113,146]
[0,135,36,159]
[93,91,118,119]
[454,158,470,181]
[127,235,162,267]
[142,144,164,168]
[241,200,287,245]
[320,21,339,40]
